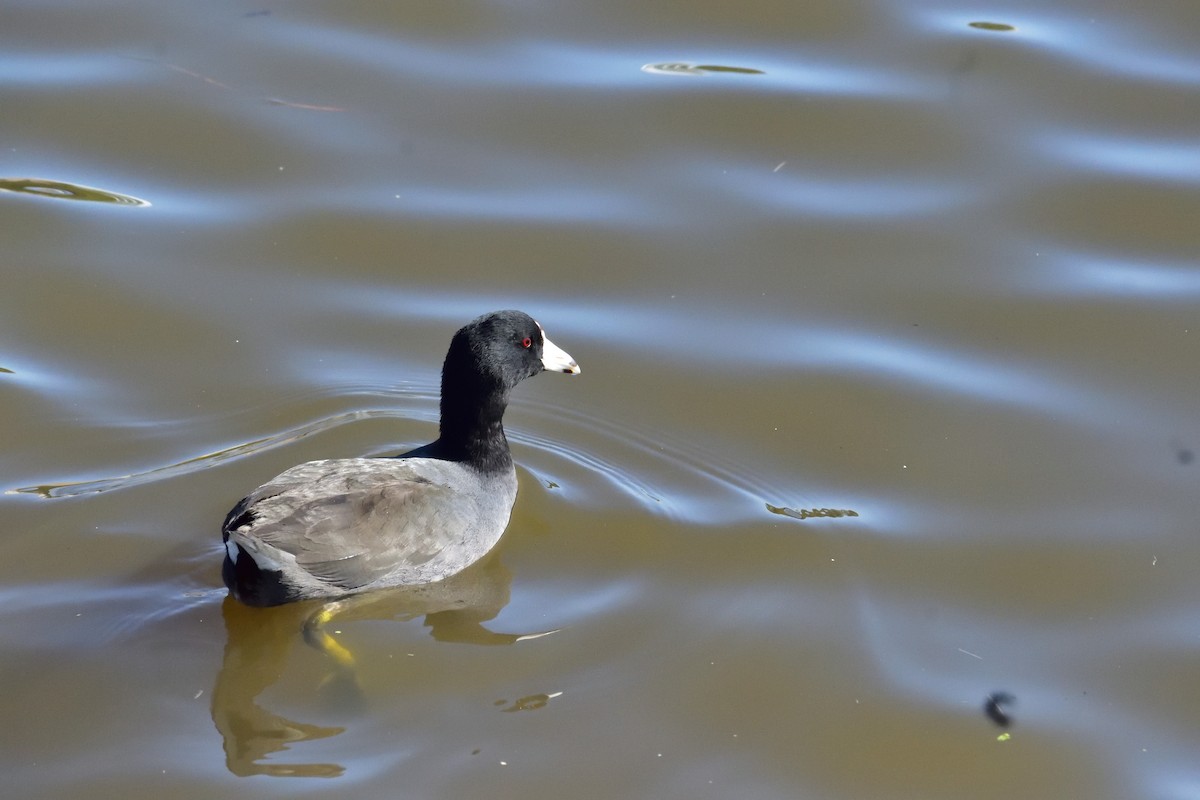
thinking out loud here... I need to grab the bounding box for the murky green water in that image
[3,1,1199,797]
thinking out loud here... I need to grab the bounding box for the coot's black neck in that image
[429,356,515,474]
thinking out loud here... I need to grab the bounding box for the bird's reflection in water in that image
[210,555,552,778]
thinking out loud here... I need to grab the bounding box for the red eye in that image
[522,337,532,348]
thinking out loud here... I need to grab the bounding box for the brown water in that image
[3,1,1199,797]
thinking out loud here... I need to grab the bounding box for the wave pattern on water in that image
[7,409,405,499]
[3,0,1200,796]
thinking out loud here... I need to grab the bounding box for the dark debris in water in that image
[0,366,13,374]
[984,691,1016,728]
[766,503,860,521]
[968,21,1016,32]
[495,692,561,712]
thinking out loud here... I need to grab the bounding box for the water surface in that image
[2,1,1199,797]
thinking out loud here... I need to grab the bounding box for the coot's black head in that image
[447,310,579,389]
[434,310,578,469]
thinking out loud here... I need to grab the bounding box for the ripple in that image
[5,371,856,527]
[918,8,1200,85]
[0,356,103,400]
[0,52,136,86]
[720,163,974,219]
[1040,133,1200,183]
[0,577,215,648]
[511,398,860,526]
[1028,249,1200,300]
[377,184,655,225]
[255,17,934,100]
[6,408,405,499]
[1042,27,1200,86]
[318,289,1115,426]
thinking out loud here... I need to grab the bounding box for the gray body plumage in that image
[225,457,518,599]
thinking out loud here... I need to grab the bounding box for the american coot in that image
[222,310,580,607]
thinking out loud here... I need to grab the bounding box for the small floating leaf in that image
[766,503,860,521]
[968,21,1016,32]
[693,64,765,75]
[0,178,149,206]
[642,62,764,76]
[0,366,13,374]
